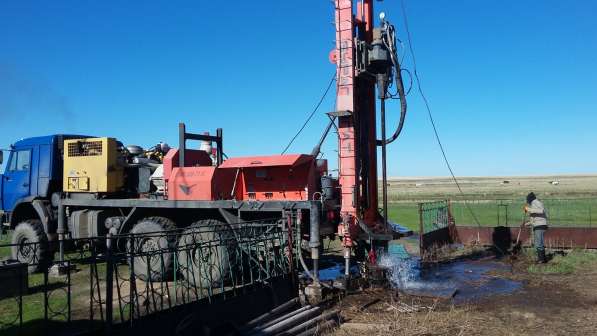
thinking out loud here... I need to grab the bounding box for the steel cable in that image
[281,74,336,155]
[399,0,495,250]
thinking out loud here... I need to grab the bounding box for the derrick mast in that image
[331,0,408,271]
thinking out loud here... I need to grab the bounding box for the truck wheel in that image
[178,219,234,289]
[128,217,176,281]
[11,219,52,273]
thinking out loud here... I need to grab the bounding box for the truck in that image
[0,126,333,280]
[0,0,409,290]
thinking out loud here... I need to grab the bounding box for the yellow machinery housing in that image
[63,138,124,193]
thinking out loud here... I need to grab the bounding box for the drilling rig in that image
[330,0,408,276]
[0,0,407,302]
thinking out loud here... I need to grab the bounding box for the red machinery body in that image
[219,155,321,201]
[164,148,234,200]
[165,150,324,202]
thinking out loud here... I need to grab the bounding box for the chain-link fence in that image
[451,198,597,227]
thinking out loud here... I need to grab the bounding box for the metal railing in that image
[418,200,451,235]
[417,200,457,260]
[450,198,597,227]
[0,219,298,335]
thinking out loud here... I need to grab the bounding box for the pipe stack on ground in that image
[243,298,339,336]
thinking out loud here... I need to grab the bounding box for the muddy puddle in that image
[311,249,522,303]
[380,255,523,303]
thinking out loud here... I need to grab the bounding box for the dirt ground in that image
[330,254,597,336]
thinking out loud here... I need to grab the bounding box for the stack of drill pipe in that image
[276,310,340,336]
[245,305,339,336]
[248,306,318,335]
[243,298,300,331]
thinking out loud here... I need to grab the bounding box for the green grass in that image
[0,262,109,334]
[0,232,11,259]
[0,233,105,334]
[451,199,597,227]
[528,249,597,274]
[0,231,71,333]
[386,201,504,232]
[0,272,50,332]
[387,198,597,233]
[387,203,421,232]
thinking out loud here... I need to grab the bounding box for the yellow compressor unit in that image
[63,138,124,193]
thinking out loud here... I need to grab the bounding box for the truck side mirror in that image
[0,151,3,165]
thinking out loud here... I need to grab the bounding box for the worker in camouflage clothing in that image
[524,192,548,263]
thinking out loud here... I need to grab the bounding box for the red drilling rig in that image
[329,0,408,275]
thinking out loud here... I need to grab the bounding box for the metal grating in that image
[68,141,103,157]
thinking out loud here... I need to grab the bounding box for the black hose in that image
[377,66,407,145]
[377,26,408,146]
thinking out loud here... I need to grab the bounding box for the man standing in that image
[524,192,548,263]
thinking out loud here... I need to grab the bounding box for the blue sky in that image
[1,0,596,176]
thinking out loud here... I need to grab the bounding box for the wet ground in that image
[328,250,597,336]
[316,258,360,282]
[383,257,523,303]
[316,246,524,305]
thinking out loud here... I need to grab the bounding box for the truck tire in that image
[128,217,176,281]
[11,219,52,273]
[177,219,234,289]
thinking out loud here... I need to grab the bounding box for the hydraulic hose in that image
[377,23,408,146]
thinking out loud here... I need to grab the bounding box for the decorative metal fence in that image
[450,198,597,227]
[0,219,298,336]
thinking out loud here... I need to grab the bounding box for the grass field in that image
[388,199,597,233]
[386,175,597,232]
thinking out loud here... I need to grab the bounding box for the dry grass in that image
[386,175,597,201]
[330,298,474,336]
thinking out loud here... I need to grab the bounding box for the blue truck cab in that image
[1,135,92,228]
[2,136,60,218]
[1,135,89,271]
